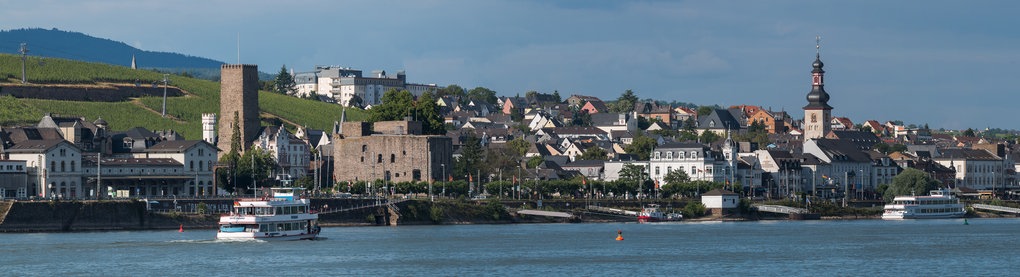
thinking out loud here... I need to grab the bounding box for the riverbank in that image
[0,198,1010,232]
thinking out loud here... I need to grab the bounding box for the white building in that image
[936,148,1008,190]
[5,139,83,199]
[648,140,738,185]
[0,159,28,199]
[139,140,219,196]
[255,126,309,180]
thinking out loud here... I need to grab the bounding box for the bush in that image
[683,201,706,218]
[429,204,444,223]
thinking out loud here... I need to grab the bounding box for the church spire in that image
[803,36,833,140]
[805,36,831,110]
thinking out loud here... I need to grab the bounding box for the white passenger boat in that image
[217,187,321,240]
[882,189,966,220]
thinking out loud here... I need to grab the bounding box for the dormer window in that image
[654,152,660,160]
[666,152,673,160]
[679,152,686,159]
[691,151,698,159]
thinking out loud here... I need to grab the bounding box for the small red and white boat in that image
[637,204,682,223]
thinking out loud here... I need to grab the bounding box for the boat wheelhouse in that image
[217,187,320,240]
[882,189,966,220]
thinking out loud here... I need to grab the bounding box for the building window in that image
[362,145,368,152]
[61,161,66,172]
[655,166,660,175]
[391,154,396,163]
[378,154,383,163]
[666,152,672,160]
[654,152,660,159]
[71,161,75,172]
[679,152,685,159]
[691,151,698,159]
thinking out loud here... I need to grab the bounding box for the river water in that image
[2,218,1017,276]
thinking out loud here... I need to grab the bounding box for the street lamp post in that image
[441,164,446,198]
[843,171,849,207]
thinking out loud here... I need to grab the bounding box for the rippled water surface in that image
[2,218,1017,276]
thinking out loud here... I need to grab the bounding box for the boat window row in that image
[913,208,962,214]
[234,205,308,216]
[260,222,308,232]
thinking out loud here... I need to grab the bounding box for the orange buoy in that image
[615,230,624,241]
[178,224,184,232]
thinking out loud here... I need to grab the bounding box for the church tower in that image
[803,37,832,140]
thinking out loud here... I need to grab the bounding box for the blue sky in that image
[2,0,1018,130]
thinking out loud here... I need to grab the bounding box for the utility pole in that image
[161,74,169,117]
[97,152,102,200]
[19,43,29,83]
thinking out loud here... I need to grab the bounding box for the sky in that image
[2,0,1018,130]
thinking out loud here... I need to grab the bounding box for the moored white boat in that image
[637,204,682,223]
[882,189,965,220]
[217,187,321,241]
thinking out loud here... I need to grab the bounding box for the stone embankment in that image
[0,198,680,232]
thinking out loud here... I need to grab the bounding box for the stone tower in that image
[202,113,217,145]
[803,39,832,140]
[218,64,260,155]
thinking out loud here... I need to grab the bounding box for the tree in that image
[507,138,530,157]
[483,146,523,181]
[369,89,414,122]
[625,134,657,160]
[963,128,976,137]
[697,106,714,116]
[882,168,940,202]
[699,130,721,143]
[467,87,498,105]
[610,89,639,113]
[415,91,445,135]
[510,106,524,122]
[619,163,647,182]
[571,108,592,127]
[436,84,466,99]
[230,111,242,154]
[526,156,544,169]
[552,91,562,103]
[662,168,691,185]
[455,135,484,180]
[274,65,296,94]
[578,147,608,161]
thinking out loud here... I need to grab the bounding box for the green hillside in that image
[0,54,367,139]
